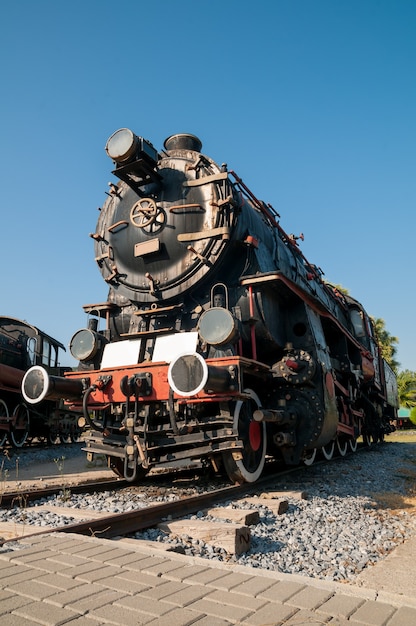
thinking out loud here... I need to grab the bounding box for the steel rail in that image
[0,477,126,507]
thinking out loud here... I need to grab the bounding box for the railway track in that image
[1,444,370,550]
[0,442,408,560]
[0,459,308,550]
[0,488,304,558]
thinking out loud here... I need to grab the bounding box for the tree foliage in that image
[397,370,416,410]
[371,317,399,372]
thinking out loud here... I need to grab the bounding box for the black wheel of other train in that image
[60,432,72,444]
[222,389,266,484]
[70,431,82,443]
[50,432,59,445]
[8,404,30,448]
[0,399,9,447]
[48,428,60,445]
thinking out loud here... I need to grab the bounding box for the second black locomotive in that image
[1,316,81,447]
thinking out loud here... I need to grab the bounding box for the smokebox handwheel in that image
[130,198,158,228]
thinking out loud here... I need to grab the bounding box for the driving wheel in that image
[222,389,266,484]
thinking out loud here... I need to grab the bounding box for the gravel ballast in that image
[1,438,415,583]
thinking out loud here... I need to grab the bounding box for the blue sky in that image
[1,0,415,371]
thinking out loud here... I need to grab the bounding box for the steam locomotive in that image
[22,130,398,482]
[0,316,81,446]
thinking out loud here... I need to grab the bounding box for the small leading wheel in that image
[321,440,335,460]
[303,448,317,466]
[336,436,348,457]
[9,404,30,448]
[222,389,266,484]
[0,399,9,447]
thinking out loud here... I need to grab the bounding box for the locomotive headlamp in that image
[105,128,138,163]
[198,308,239,346]
[168,353,232,397]
[22,366,84,403]
[69,328,107,363]
[105,128,159,166]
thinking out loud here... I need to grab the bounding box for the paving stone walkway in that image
[0,532,415,625]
